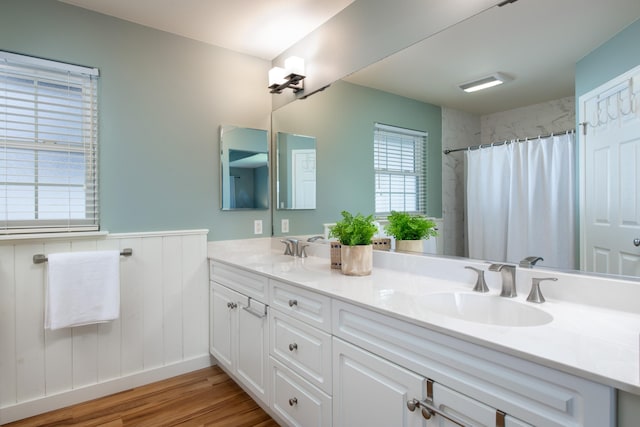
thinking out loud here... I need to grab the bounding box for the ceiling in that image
[59,0,356,60]
[344,0,640,114]
[60,0,640,115]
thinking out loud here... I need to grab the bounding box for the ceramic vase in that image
[395,239,424,253]
[340,244,373,276]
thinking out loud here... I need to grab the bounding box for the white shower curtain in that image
[466,133,576,269]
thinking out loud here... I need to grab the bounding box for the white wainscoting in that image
[0,229,212,424]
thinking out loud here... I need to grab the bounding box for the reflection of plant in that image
[384,211,438,240]
[329,211,377,246]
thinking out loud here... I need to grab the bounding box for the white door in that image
[236,298,270,405]
[291,149,316,209]
[579,65,640,276]
[209,282,241,371]
[333,338,426,427]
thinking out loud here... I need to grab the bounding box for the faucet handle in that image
[298,243,309,258]
[465,266,489,293]
[520,256,544,268]
[280,239,293,256]
[526,277,558,303]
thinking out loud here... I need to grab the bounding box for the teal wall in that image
[576,18,640,96]
[0,0,272,241]
[575,18,640,427]
[272,80,442,236]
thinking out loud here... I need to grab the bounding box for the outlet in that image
[254,220,263,235]
[281,219,289,233]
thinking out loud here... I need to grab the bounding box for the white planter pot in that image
[341,245,373,276]
[395,239,424,253]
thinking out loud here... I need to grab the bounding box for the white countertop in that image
[208,238,640,394]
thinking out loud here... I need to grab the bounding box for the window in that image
[0,51,99,234]
[374,123,427,216]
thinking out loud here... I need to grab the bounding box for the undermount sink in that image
[422,292,553,327]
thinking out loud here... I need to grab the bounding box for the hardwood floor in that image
[4,366,280,427]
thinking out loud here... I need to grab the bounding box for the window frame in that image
[0,51,99,235]
[373,123,428,217]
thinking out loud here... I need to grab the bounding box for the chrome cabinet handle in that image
[289,397,298,406]
[289,342,298,351]
[634,238,640,247]
[226,302,237,309]
[288,299,298,307]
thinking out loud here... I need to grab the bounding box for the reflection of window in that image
[0,52,99,234]
[374,123,427,216]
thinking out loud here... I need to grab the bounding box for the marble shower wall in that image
[441,107,480,257]
[480,96,575,144]
[441,96,576,258]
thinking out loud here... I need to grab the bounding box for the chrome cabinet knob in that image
[289,342,298,351]
[288,299,298,307]
[407,399,419,412]
[289,397,298,406]
[634,238,640,247]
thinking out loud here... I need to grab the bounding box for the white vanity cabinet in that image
[209,262,270,406]
[269,279,333,427]
[208,256,615,427]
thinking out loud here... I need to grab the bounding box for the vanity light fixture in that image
[269,56,306,94]
[459,72,512,93]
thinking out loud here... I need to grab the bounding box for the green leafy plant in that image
[329,211,378,246]
[384,211,438,241]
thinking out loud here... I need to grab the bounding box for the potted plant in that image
[384,211,438,253]
[329,211,378,276]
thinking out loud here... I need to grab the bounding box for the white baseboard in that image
[0,354,214,425]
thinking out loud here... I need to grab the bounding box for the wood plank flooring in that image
[4,366,280,427]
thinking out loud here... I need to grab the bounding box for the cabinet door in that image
[237,298,270,405]
[210,282,242,371]
[333,338,426,427]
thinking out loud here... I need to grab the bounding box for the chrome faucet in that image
[282,238,309,257]
[307,235,325,242]
[488,263,517,297]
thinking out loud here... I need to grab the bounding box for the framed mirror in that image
[276,132,317,210]
[220,125,269,210]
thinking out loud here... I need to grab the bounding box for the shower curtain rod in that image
[442,128,575,155]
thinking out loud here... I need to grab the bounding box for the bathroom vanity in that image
[208,238,640,427]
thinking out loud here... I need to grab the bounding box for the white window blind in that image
[374,123,427,216]
[0,51,99,234]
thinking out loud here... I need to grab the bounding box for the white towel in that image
[45,250,121,330]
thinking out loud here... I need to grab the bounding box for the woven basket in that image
[372,238,391,251]
[330,241,342,269]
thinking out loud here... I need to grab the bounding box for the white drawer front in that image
[271,309,332,394]
[210,261,268,302]
[270,356,332,427]
[270,279,331,332]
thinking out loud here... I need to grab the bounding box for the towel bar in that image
[33,248,133,264]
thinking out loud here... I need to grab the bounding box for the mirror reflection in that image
[277,132,317,210]
[270,4,640,279]
[220,125,269,210]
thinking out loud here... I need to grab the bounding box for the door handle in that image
[634,238,640,247]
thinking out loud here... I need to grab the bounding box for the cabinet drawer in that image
[270,279,331,332]
[270,356,332,427]
[270,309,332,394]
[210,261,268,302]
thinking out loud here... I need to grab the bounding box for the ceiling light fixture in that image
[459,73,512,93]
[268,56,306,94]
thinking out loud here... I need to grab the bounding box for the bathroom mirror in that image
[270,1,640,279]
[220,125,269,210]
[276,132,317,210]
